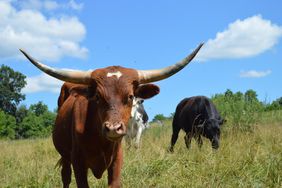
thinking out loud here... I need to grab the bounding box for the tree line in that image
[0,65,56,139]
[0,64,281,139]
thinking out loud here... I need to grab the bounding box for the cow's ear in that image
[218,118,226,125]
[135,84,160,99]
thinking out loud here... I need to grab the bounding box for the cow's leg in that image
[61,158,72,188]
[72,152,89,188]
[196,135,203,149]
[72,162,88,188]
[184,132,193,149]
[70,96,89,187]
[169,125,181,152]
[108,145,122,188]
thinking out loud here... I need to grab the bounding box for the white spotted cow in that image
[125,98,149,148]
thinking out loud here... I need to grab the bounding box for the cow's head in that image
[131,97,149,128]
[131,98,144,118]
[198,117,223,149]
[88,67,159,141]
[20,43,203,141]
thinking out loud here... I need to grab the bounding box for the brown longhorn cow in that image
[19,43,203,188]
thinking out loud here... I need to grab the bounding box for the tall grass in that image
[1,119,282,187]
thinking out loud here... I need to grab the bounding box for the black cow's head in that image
[204,119,221,149]
[198,117,225,149]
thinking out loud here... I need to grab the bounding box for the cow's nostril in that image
[116,125,122,131]
[115,122,125,134]
[104,122,125,136]
[105,126,110,132]
[104,122,111,132]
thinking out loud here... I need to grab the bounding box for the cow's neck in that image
[81,119,122,175]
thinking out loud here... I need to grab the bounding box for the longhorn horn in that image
[137,43,204,83]
[19,49,92,84]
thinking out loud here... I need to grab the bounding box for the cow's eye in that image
[95,93,100,102]
[129,95,134,100]
[128,95,134,102]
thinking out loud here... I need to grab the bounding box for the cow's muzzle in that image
[103,121,126,141]
[211,137,219,150]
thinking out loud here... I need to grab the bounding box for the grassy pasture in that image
[1,117,282,187]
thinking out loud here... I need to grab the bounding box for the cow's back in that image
[173,96,213,132]
[57,82,88,109]
[202,97,221,120]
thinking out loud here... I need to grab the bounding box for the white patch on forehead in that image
[107,71,123,79]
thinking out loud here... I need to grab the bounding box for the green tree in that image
[265,97,282,111]
[40,111,56,134]
[273,97,282,108]
[212,89,263,132]
[0,65,26,116]
[29,101,48,116]
[152,114,167,122]
[17,102,56,139]
[224,89,233,99]
[244,89,258,103]
[14,105,29,139]
[234,91,244,101]
[15,105,29,123]
[277,97,282,106]
[0,110,16,139]
[19,112,44,138]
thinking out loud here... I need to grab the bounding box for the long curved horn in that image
[137,43,204,83]
[19,49,92,84]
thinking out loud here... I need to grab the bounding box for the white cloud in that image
[67,0,83,11]
[44,0,59,11]
[197,15,282,61]
[17,0,83,11]
[17,0,42,10]
[23,73,63,93]
[0,1,87,61]
[240,70,272,78]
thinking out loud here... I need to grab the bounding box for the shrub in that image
[212,89,263,132]
[0,110,16,139]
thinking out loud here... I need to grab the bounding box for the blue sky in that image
[1,0,282,119]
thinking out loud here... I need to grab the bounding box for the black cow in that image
[169,96,225,152]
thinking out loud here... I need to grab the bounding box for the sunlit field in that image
[1,114,282,187]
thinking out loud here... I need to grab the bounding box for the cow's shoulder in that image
[58,82,94,108]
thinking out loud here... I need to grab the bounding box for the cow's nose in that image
[104,122,113,132]
[114,122,126,135]
[104,121,126,138]
[211,138,219,149]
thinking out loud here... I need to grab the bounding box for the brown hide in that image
[53,66,159,188]
[57,82,86,109]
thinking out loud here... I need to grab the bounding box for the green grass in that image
[1,120,282,187]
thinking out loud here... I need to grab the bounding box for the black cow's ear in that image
[135,84,160,99]
[218,118,226,125]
